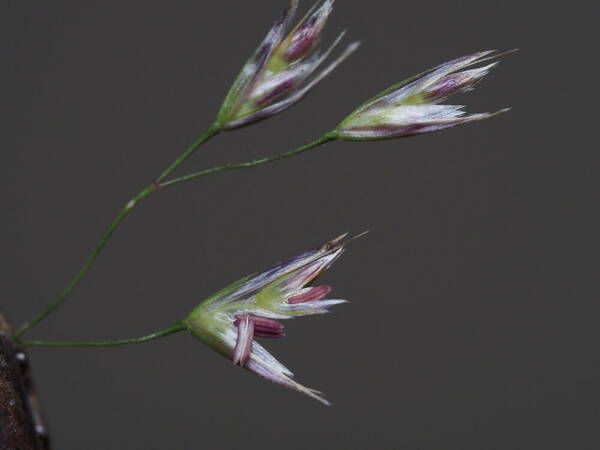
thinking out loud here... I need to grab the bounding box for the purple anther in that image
[232,316,254,366]
[235,315,285,338]
[288,285,332,304]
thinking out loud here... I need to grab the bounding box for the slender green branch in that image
[13,184,158,339]
[21,321,187,348]
[14,126,334,339]
[14,124,221,339]
[156,123,221,183]
[161,131,337,188]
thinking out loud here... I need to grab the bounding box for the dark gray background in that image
[2,0,597,449]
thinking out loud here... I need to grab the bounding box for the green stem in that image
[13,184,158,339]
[21,321,187,348]
[14,124,220,339]
[14,127,334,339]
[161,131,337,188]
[156,123,221,183]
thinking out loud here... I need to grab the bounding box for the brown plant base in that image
[0,311,49,450]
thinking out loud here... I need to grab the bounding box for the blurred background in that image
[2,0,597,449]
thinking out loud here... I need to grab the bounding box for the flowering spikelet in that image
[186,234,358,405]
[216,0,359,130]
[336,50,514,140]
